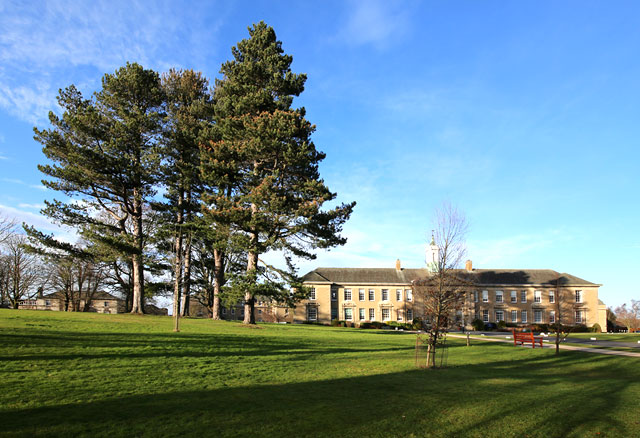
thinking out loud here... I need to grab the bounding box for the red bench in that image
[512,330,543,348]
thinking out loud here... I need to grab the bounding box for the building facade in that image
[18,291,125,313]
[298,259,607,329]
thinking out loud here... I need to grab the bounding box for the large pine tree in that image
[159,69,212,330]
[33,63,165,313]
[201,22,355,324]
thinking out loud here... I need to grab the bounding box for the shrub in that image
[497,320,507,330]
[572,324,589,333]
[471,319,484,331]
[411,317,424,330]
[591,323,602,333]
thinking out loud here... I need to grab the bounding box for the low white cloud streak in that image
[0,0,224,124]
[0,203,75,242]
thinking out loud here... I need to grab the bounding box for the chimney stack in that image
[395,259,402,271]
[465,260,473,272]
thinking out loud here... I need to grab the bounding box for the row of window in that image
[472,290,583,304]
[308,288,413,302]
[478,309,585,324]
[307,307,414,322]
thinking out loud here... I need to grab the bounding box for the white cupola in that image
[426,232,439,273]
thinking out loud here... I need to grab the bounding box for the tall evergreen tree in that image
[202,22,355,324]
[33,62,165,313]
[158,69,212,330]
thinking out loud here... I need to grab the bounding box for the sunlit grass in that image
[1,309,639,438]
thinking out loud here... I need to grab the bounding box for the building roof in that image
[43,291,122,300]
[302,267,598,287]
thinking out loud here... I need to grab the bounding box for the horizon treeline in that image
[1,22,354,325]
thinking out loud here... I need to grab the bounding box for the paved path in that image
[448,333,640,358]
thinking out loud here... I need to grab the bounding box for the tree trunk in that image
[180,202,192,317]
[130,193,145,314]
[244,248,258,325]
[173,189,184,331]
[211,248,224,320]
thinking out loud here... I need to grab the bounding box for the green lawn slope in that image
[1,309,639,438]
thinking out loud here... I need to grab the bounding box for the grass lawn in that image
[1,310,640,438]
[567,333,640,343]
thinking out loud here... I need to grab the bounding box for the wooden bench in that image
[512,330,543,348]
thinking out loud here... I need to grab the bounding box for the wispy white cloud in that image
[0,0,225,124]
[1,177,48,191]
[338,0,414,49]
[0,203,73,238]
[18,203,46,210]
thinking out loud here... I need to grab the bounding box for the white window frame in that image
[344,308,353,321]
[482,309,489,323]
[520,291,527,303]
[575,290,583,303]
[369,308,375,320]
[482,290,489,303]
[381,289,389,301]
[309,287,316,300]
[406,289,412,302]
[575,310,584,324]
[359,308,365,320]
[534,290,541,303]
[368,289,375,301]
[510,291,517,303]
[473,291,478,303]
[358,289,365,301]
[549,290,555,303]
[397,309,403,321]
[549,310,556,324]
[307,306,317,321]
[534,309,542,323]
[382,308,390,321]
[521,310,527,323]
[495,291,503,303]
[396,289,403,301]
[511,310,517,322]
[407,309,413,320]
[496,310,504,322]
[344,289,352,301]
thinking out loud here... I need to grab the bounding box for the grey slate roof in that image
[302,267,598,287]
[44,291,122,300]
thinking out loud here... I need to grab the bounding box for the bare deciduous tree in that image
[614,300,640,333]
[1,234,46,308]
[551,276,577,355]
[413,203,470,368]
[0,214,16,244]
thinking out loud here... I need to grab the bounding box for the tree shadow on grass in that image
[0,330,415,363]
[2,352,638,438]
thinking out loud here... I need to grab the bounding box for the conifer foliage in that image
[202,22,355,324]
[29,23,353,323]
[34,63,164,314]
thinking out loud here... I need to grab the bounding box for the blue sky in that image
[0,0,638,308]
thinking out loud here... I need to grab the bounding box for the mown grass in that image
[1,309,639,438]
[568,333,640,343]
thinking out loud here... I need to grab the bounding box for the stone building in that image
[297,255,606,329]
